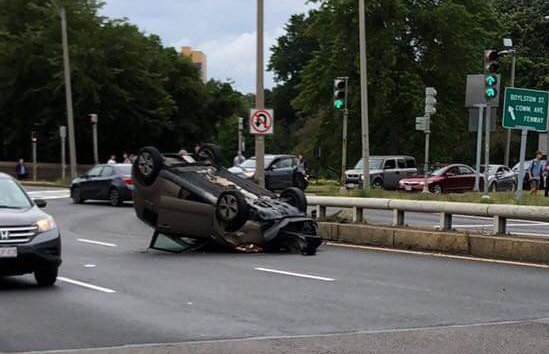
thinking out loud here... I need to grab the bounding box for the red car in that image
[398,164,482,194]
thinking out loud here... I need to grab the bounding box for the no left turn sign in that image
[249,109,274,135]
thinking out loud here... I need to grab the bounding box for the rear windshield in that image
[0,179,31,209]
[115,164,132,176]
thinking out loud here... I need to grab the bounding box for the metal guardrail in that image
[307,196,549,235]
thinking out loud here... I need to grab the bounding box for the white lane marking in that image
[255,267,335,282]
[327,242,549,269]
[435,222,548,229]
[453,214,549,225]
[27,189,71,200]
[510,232,549,238]
[84,264,97,268]
[58,277,116,293]
[77,238,117,247]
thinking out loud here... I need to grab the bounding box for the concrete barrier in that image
[318,222,549,264]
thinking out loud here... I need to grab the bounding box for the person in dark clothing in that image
[544,157,549,197]
[15,159,28,180]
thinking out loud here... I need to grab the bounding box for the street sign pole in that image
[255,0,265,188]
[32,138,37,182]
[516,129,528,202]
[60,126,67,180]
[90,114,99,164]
[473,104,485,191]
[340,77,349,187]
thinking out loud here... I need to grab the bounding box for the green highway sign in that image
[502,87,549,132]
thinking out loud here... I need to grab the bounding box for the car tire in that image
[197,144,223,165]
[372,178,383,189]
[71,186,84,204]
[109,188,123,207]
[432,184,443,194]
[280,187,307,213]
[216,190,249,232]
[34,266,58,287]
[134,146,163,186]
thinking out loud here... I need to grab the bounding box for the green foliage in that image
[0,0,243,163]
[268,0,526,175]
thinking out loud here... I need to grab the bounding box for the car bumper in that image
[399,184,424,192]
[0,229,62,276]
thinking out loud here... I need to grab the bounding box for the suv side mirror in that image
[34,199,47,208]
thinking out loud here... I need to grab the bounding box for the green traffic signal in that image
[334,99,344,109]
[485,87,497,99]
[485,75,497,86]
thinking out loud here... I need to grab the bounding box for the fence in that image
[307,196,549,235]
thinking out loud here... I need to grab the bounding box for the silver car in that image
[345,156,418,189]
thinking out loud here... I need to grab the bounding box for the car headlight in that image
[35,217,56,232]
[244,171,255,178]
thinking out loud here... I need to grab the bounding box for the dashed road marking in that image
[58,277,116,293]
[27,189,71,200]
[77,239,117,247]
[255,267,335,282]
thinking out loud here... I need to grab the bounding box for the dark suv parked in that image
[0,173,61,286]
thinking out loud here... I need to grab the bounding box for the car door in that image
[79,165,103,199]
[404,158,418,177]
[95,165,116,200]
[382,159,398,189]
[441,166,460,192]
[499,166,515,190]
[267,158,294,190]
[458,165,476,191]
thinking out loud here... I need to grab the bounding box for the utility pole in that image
[358,0,370,190]
[60,8,78,179]
[90,114,99,164]
[254,0,265,188]
[60,126,67,180]
[483,104,492,198]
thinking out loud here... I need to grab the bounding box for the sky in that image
[100,1,318,93]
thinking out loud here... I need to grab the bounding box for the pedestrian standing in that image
[107,155,116,164]
[233,152,245,167]
[122,153,132,164]
[295,154,308,190]
[15,158,28,180]
[528,150,544,196]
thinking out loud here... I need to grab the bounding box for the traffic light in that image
[484,50,499,100]
[333,78,347,110]
[425,87,437,115]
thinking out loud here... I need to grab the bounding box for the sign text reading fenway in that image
[249,109,274,135]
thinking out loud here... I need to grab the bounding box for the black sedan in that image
[70,164,134,206]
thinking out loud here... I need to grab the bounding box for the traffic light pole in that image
[422,115,431,193]
[483,103,492,198]
[473,104,485,192]
[255,0,265,188]
[504,53,516,167]
[339,77,349,186]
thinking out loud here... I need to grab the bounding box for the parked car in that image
[0,173,61,286]
[511,160,532,190]
[399,164,479,193]
[132,145,322,255]
[345,156,417,189]
[228,154,307,191]
[480,164,516,192]
[70,164,134,206]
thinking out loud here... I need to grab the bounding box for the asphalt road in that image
[1,190,549,353]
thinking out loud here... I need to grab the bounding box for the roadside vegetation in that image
[306,179,549,207]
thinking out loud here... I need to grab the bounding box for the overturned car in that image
[132,145,322,255]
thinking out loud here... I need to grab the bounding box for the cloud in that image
[101,0,318,92]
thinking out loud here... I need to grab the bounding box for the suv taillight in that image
[123,177,133,186]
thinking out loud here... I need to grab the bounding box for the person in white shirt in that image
[107,155,116,164]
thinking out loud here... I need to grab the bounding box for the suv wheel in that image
[197,144,223,165]
[134,147,163,186]
[34,266,58,287]
[216,191,249,232]
[372,178,383,189]
[280,187,307,212]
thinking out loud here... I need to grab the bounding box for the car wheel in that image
[134,146,163,186]
[280,187,307,212]
[71,186,84,204]
[109,188,123,207]
[34,266,58,287]
[216,191,249,232]
[197,144,223,165]
[372,178,383,189]
[432,184,443,194]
